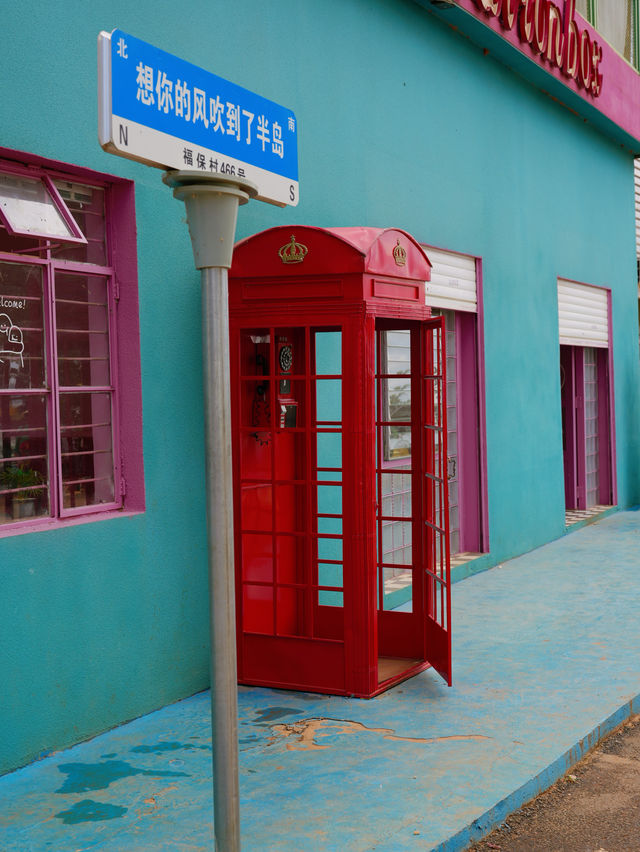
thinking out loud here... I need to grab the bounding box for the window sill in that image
[0,507,144,539]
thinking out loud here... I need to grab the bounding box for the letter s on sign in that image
[579,28,592,90]
[289,185,296,203]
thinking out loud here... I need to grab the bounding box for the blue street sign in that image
[98,29,299,207]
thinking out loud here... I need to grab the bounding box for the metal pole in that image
[202,266,240,852]
[164,171,257,852]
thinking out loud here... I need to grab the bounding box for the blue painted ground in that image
[2,509,640,851]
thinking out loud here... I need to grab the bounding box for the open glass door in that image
[422,316,452,685]
[374,317,451,689]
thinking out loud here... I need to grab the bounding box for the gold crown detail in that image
[278,235,308,264]
[393,239,407,267]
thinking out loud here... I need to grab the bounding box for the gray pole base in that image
[163,171,258,269]
[166,170,257,852]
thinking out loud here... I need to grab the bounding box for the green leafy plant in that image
[0,464,46,501]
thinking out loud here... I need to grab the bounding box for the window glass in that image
[0,219,43,256]
[0,160,130,530]
[0,262,45,390]
[59,391,115,509]
[55,273,110,388]
[0,393,49,524]
[575,0,589,19]
[52,182,107,265]
[598,0,634,61]
[0,173,78,240]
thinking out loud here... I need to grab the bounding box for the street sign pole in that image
[98,29,298,851]
[164,171,258,852]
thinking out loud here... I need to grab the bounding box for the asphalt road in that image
[468,715,640,852]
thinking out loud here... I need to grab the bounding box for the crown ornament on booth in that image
[278,235,308,264]
[392,239,407,267]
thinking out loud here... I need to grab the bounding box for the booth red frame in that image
[229,226,452,697]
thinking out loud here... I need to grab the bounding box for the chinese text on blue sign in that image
[98,29,299,207]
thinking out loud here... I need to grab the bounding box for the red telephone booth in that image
[229,226,451,697]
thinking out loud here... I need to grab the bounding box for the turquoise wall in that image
[2,0,639,773]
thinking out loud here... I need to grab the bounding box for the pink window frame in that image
[559,284,616,511]
[0,146,144,536]
[561,345,616,510]
[420,245,490,555]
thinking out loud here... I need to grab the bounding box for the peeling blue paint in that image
[55,799,128,824]
[253,707,303,724]
[131,741,210,754]
[55,760,190,794]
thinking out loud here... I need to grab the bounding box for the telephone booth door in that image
[233,322,351,695]
[375,317,451,689]
[229,225,451,697]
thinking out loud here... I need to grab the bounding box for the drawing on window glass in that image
[0,312,25,367]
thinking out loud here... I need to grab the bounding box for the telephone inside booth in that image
[229,226,451,698]
[276,338,298,428]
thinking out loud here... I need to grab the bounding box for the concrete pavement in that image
[2,508,640,851]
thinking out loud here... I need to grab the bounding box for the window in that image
[560,345,614,514]
[558,279,615,520]
[576,0,640,68]
[422,245,488,560]
[0,154,143,531]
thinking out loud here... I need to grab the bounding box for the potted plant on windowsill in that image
[0,465,46,520]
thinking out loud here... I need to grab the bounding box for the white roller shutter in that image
[558,279,609,348]
[422,245,477,313]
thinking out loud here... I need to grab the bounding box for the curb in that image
[430,694,640,851]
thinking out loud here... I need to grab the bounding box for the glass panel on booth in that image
[317,483,342,516]
[382,330,411,374]
[314,330,342,375]
[275,328,304,430]
[275,484,307,532]
[243,584,274,635]
[241,482,272,531]
[316,430,341,469]
[317,536,343,562]
[242,533,273,583]
[315,379,341,423]
[318,562,343,588]
[380,470,412,518]
[275,535,306,584]
[382,566,413,612]
[240,329,270,376]
[276,587,307,636]
[381,520,412,565]
[274,431,305,479]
